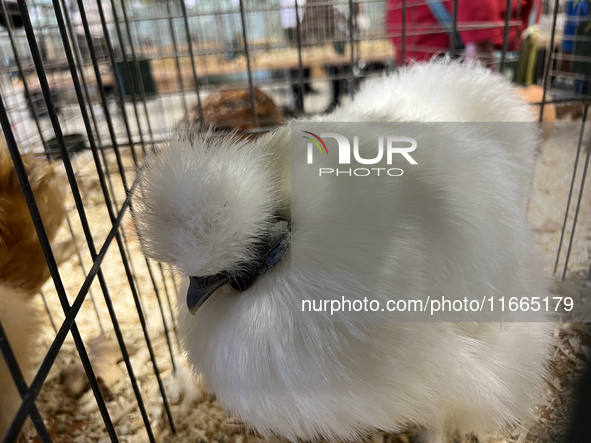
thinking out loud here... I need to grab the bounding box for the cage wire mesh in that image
[0,0,590,441]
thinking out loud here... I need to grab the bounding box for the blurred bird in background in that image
[134,61,553,443]
[0,143,68,294]
[181,87,284,135]
[0,137,67,437]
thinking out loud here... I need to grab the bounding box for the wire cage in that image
[0,0,590,442]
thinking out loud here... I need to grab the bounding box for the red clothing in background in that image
[386,0,540,65]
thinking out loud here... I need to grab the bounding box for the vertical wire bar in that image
[59,0,112,163]
[108,0,154,155]
[131,237,174,354]
[40,290,58,333]
[61,0,176,414]
[71,149,160,441]
[401,0,406,66]
[513,0,522,53]
[540,0,560,124]
[79,0,139,179]
[569,1,582,91]
[554,108,588,274]
[166,0,188,115]
[171,269,179,293]
[0,320,51,443]
[65,212,105,333]
[562,112,591,280]
[118,223,152,325]
[83,128,141,320]
[179,0,205,124]
[347,0,355,99]
[87,0,133,186]
[96,141,125,223]
[61,3,171,437]
[7,189,137,442]
[451,0,459,57]
[217,0,229,71]
[120,0,154,148]
[553,56,591,274]
[30,1,160,440]
[110,227,178,432]
[0,0,48,152]
[2,113,118,443]
[107,0,179,369]
[158,262,180,345]
[74,82,150,327]
[499,0,512,73]
[9,2,119,439]
[294,0,305,113]
[238,0,259,127]
[60,13,177,422]
[145,261,176,372]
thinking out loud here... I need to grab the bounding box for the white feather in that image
[134,60,552,442]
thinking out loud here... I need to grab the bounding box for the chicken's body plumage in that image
[0,139,67,294]
[0,138,65,438]
[135,61,552,442]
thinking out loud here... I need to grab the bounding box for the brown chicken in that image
[0,136,67,438]
[181,87,283,134]
[0,138,67,294]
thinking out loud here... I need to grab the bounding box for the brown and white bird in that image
[0,138,66,438]
[134,61,552,443]
[181,87,284,134]
[0,140,67,294]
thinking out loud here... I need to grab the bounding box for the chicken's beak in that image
[187,274,229,314]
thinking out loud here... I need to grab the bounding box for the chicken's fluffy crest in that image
[134,128,289,277]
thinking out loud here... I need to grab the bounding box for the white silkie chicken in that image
[134,61,552,442]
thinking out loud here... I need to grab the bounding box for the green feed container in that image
[115,59,157,99]
[45,134,87,159]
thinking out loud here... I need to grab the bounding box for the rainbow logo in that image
[302,131,328,155]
